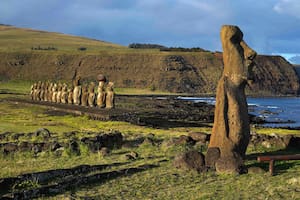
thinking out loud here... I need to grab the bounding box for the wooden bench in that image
[257,154,300,175]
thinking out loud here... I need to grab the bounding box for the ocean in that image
[178,96,300,128]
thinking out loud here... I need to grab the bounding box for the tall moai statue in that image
[88,82,96,107]
[81,84,89,107]
[105,82,115,109]
[40,82,45,101]
[44,82,49,101]
[56,83,62,103]
[207,25,257,174]
[61,83,68,104]
[96,74,106,108]
[73,76,82,105]
[36,81,42,101]
[52,83,58,103]
[30,83,35,100]
[47,82,52,102]
[67,86,74,104]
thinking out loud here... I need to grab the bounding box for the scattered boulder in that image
[35,128,51,138]
[125,151,139,160]
[69,140,80,155]
[97,131,123,149]
[140,137,156,146]
[188,132,209,143]
[11,133,25,141]
[32,143,44,154]
[174,135,196,146]
[205,147,221,169]
[173,150,206,172]
[215,153,246,174]
[100,147,110,157]
[2,143,18,154]
[250,133,298,149]
[247,167,265,174]
[51,141,62,151]
[19,141,32,151]
[287,136,300,149]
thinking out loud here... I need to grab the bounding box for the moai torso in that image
[97,81,106,108]
[67,87,74,104]
[36,81,42,101]
[88,82,96,107]
[48,83,53,102]
[73,76,82,105]
[56,83,62,103]
[208,25,257,174]
[52,83,58,103]
[61,84,68,104]
[30,83,35,100]
[44,82,49,101]
[81,85,88,106]
[40,82,45,101]
[105,82,115,109]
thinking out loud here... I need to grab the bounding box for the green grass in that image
[1,82,300,199]
[0,25,125,54]
[0,25,165,55]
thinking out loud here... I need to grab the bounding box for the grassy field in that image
[0,25,164,55]
[0,81,300,199]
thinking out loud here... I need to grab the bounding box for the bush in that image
[78,47,87,51]
[128,43,166,49]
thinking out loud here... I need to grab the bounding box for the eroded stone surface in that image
[208,25,257,174]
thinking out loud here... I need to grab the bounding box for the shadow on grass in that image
[1,162,158,199]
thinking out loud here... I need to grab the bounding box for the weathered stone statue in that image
[105,82,115,109]
[67,86,74,104]
[61,83,68,104]
[52,83,58,103]
[30,83,35,100]
[40,82,45,101]
[73,76,82,105]
[48,82,53,102]
[96,74,106,108]
[36,81,42,101]
[88,82,96,107]
[207,25,256,174]
[56,83,62,103]
[44,82,49,101]
[81,84,88,106]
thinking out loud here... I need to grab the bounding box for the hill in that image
[0,25,299,95]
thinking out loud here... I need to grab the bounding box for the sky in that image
[1,0,300,63]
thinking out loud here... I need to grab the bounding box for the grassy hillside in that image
[0,25,128,53]
[0,25,299,95]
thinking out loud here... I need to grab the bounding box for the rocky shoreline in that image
[5,94,280,129]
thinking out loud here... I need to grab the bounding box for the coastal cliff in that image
[0,25,299,95]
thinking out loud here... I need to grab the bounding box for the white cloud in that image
[274,0,300,19]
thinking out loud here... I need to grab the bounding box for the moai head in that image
[106,82,114,91]
[97,74,106,82]
[220,25,257,86]
[62,83,68,92]
[74,76,81,86]
[82,84,88,92]
[88,82,95,93]
[52,83,58,91]
[37,81,42,89]
[57,83,62,91]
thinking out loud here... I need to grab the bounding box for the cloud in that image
[274,0,300,19]
[0,0,300,55]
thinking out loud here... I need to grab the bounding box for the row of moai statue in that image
[30,74,114,109]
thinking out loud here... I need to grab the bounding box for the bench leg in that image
[269,160,274,176]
